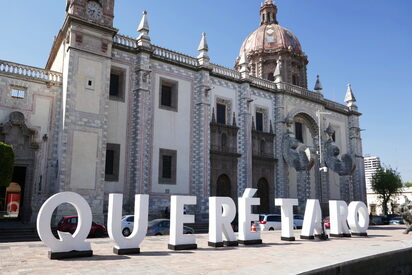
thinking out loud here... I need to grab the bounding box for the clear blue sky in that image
[1,0,411,181]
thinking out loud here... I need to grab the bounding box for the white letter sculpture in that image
[208,197,238,247]
[238,188,262,245]
[108,194,149,255]
[300,199,324,239]
[36,192,92,259]
[275,198,298,241]
[169,195,197,250]
[329,200,351,237]
[348,201,369,236]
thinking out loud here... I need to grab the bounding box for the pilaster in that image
[192,68,211,221]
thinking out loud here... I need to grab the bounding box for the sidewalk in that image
[0,225,411,274]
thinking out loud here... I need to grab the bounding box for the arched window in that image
[292,74,299,85]
[295,122,303,143]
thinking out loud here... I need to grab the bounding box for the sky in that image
[0,0,411,181]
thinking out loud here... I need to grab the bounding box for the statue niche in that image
[282,130,314,171]
[324,124,355,176]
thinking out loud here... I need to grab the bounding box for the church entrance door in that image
[216,174,231,198]
[257,178,270,214]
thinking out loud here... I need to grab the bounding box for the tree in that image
[404,182,412,188]
[0,142,14,187]
[371,167,403,215]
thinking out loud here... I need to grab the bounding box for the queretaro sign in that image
[36,188,369,259]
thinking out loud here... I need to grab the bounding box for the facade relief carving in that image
[0,112,39,152]
[324,124,355,176]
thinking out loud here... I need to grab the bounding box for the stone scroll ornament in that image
[282,130,314,171]
[324,125,355,176]
[395,196,412,234]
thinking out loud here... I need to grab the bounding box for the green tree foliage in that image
[404,182,412,188]
[0,142,14,187]
[371,167,403,215]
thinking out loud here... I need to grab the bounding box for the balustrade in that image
[0,60,62,83]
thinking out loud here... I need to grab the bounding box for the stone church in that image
[0,0,366,224]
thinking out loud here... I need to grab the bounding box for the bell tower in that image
[66,0,114,27]
[260,0,278,25]
[47,0,117,224]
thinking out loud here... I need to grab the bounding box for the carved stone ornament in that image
[394,197,412,234]
[282,130,314,171]
[324,126,355,176]
[0,111,39,151]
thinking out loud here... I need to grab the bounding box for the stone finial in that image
[344,84,357,109]
[137,11,151,47]
[238,51,249,78]
[314,75,323,92]
[197,32,210,66]
[274,57,283,83]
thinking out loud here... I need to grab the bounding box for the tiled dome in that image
[239,23,303,56]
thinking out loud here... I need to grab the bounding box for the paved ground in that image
[0,225,411,274]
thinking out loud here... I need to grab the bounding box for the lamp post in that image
[315,110,331,240]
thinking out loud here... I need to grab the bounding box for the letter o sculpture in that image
[347,201,369,236]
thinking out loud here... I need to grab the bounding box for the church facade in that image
[0,0,366,224]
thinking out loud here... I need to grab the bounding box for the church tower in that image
[46,0,117,223]
[236,0,308,88]
[66,0,114,27]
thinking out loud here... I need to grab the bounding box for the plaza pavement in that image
[0,225,411,274]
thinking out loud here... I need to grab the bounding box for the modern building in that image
[364,156,381,190]
[0,0,366,224]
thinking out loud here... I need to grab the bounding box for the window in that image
[295,122,303,143]
[126,216,134,222]
[292,74,299,85]
[256,112,264,131]
[162,155,172,179]
[267,73,275,81]
[105,143,120,181]
[161,85,172,107]
[159,78,178,111]
[109,67,125,101]
[267,215,281,222]
[159,149,177,185]
[216,103,226,124]
[11,88,26,99]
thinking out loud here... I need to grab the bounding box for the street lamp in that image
[315,109,331,240]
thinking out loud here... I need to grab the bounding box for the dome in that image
[239,24,303,56]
